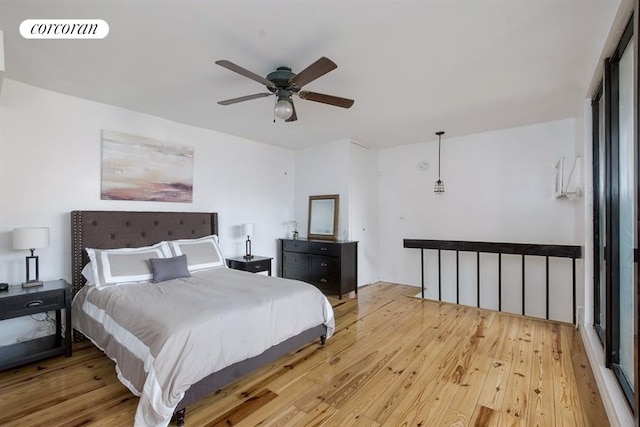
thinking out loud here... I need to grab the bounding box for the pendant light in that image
[434,131,445,194]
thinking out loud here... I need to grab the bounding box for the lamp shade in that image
[13,227,50,250]
[242,223,254,236]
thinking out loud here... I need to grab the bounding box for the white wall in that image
[348,143,379,285]
[294,140,350,239]
[0,79,295,344]
[378,119,582,322]
[294,139,379,286]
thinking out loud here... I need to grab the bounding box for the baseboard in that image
[579,325,634,426]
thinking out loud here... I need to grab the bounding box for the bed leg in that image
[320,335,327,346]
[174,408,186,426]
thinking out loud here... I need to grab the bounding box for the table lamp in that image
[13,227,49,287]
[243,223,254,259]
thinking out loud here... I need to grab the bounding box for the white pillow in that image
[86,242,172,289]
[167,235,226,272]
[81,263,95,286]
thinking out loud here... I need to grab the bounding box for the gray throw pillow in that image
[149,255,191,283]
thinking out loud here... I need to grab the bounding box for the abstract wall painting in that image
[101,130,194,202]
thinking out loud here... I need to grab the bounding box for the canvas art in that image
[101,130,194,202]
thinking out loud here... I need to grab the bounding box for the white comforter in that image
[72,267,334,427]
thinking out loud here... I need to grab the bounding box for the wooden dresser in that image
[278,238,358,299]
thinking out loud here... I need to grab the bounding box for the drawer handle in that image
[254,265,261,269]
[25,300,43,308]
[320,263,328,267]
[320,279,328,283]
[320,247,328,251]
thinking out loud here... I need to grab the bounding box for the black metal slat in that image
[498,254,502,311]
[572,257,576,325]
[438,249,442,301]
[456,250,459,304]
[546,256,550,320]
[421,249,425,299]
[476,252,480,308]
[522,255,526,316]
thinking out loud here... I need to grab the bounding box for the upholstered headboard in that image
[70,210,219,296]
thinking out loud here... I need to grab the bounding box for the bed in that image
[70,210,334,426]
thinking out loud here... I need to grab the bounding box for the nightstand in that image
[0,279,72,370]
[226,256,273,276]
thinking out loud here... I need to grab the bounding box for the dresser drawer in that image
[0,292,64,319]
[310,270,339,292]
[283,251,309,268]
[283,266,310,282]
[309,255,339,273]
[309,241,340,256]
[283,240,309,253]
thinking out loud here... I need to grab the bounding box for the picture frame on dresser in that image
[308,194,339,240]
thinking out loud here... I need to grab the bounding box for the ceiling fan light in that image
[274,99,294,120]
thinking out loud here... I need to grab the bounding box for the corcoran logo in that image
[19,19,109,39]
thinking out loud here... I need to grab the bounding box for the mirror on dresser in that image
[308,194,339,240]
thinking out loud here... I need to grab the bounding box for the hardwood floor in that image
[0,282,608,426]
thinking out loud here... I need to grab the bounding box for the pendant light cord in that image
[434,131,445,194]
[436,131,444,180]
[438,134,441,180]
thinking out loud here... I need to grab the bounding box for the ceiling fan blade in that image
[215,60,275,88]
[218,93,272,105]
[290,57,337,88]
[299,91,354,108]
[285,99,298,122]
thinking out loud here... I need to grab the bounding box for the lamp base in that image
[22,280,44,288]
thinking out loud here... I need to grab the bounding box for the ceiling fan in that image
[215,57,354,122]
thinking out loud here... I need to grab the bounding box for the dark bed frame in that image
[70,210,327,426]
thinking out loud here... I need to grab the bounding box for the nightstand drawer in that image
[226,256,272,275]
[0,292,64,319]
[283,240,309,253]
[246,261,269,272]
[309,242,340,257]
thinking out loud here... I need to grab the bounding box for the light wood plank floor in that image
[0,282,608,426]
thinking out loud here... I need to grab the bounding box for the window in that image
[592,16,637,409]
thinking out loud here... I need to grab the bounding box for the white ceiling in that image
[0,0,620,150]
